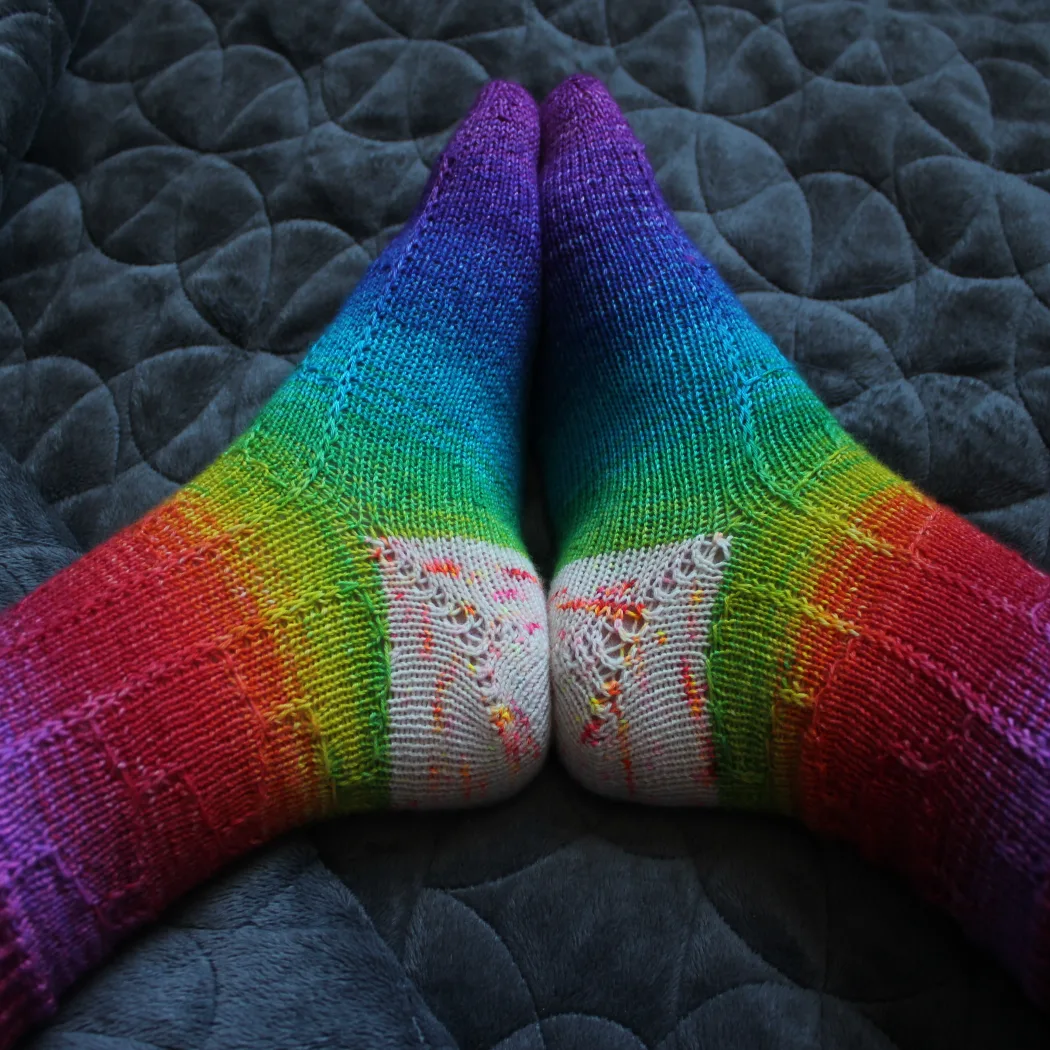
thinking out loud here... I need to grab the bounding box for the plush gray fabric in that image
[0,448,77,607]
[2,0,1050,1047]
[0,1,87,208]
[31,839,458,1050]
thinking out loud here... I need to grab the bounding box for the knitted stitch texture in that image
[0,81,548,1046]
[539,75,1050,1006]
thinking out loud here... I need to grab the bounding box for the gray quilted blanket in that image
[3,0,1050,1047]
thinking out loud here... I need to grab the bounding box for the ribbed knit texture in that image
[539,75,1050,1006]
[0,81,548,1046]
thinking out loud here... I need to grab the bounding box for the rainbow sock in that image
[539,75,1050,1004]
[0,81,548,1043]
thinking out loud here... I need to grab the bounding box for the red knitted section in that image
[0,500,325,1041]
[798,496,1050,1001]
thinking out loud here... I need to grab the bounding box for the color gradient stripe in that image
[540,74,1050,1006]
[0,80,548,1046]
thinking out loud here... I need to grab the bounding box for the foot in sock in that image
[538,75,1050,1003]
[0,82,548,1043]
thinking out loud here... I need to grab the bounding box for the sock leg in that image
[539,74,1050,1005]
[0,81,548,1044]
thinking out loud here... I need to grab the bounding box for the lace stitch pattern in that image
[368,536,548,807]
[550,535,730,804]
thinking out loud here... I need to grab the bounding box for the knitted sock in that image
[0,81,548,1043]
[539,75,1050,1003]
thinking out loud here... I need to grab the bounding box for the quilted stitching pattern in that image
[33,769,1049,1048]
[31,839,459,1049]
[4,1,1050,1047]
[1,0,1049,562]
[0,447,77,608]
[317,768,1050,1049]
[0,1,87,208]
